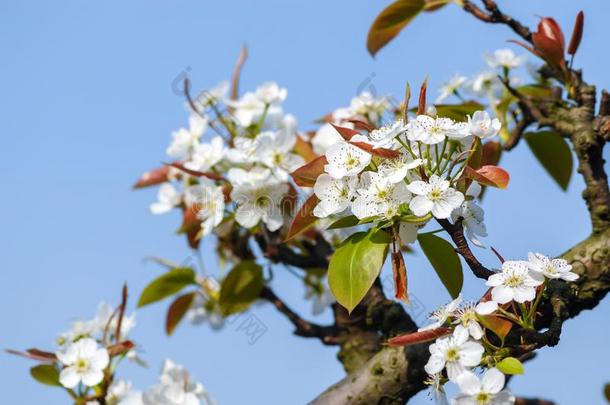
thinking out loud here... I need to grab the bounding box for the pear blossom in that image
[311,122,346,155]
[486,260,544,304]
[468,71,501,97]
[184,136,225,173]
[166,115,208,159]
[92,302,136,341]
[469,111,501,139]
[150,183,181,215]
[225,136,259,164]
[451,200,487,247]
[195,81,229,107]
[527,252,579,281]
[351,120,406,149]
[406,115,469,144]
[426,373,449,405]
[351,171,411,220]
[453,368,515,405]
[425,327,484,381]
[484,48,525,69]
[453,303,484,340]
[312,174,358,218]
[324,141,372,179]
[419,294,462,331]
[56,338,110,388]
[377,151,422,183]
[185,179,225,236]
[187,278,225,330]
[408,175,464,219]
[230,174,288,231]
[475,300,499,315]
[255,130,305,180]
[143,359,215,405]
[349,91,390,122]
[437,74,467,103]
[106,380,143,405]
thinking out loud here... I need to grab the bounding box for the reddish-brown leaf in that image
[465,165,510,189]
[367,0,425,57]
[230,45,248,101]
[6,348,57,362]
[286,194,320,241]
[567,11,584,56]
[481,141,502,166]
[294,136,317,162]
[330,123,360,141]
[391,250,409,303]
[107,340,135,357]
[388,327,452,347]
[133,166,171,189]
[345,119,374,132]
[417,77,428,115]
[532,17,566,70]
[350,141,400,158]
[166,292,196,335]
[478,315,513,341]
[291,156,328,187]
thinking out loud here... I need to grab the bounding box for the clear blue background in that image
[1,0,609,404]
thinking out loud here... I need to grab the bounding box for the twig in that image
[437,219,494,279]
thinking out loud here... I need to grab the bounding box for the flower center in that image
[345,155,359,169]
[445,347,460,362]
[273,153,283,165]
[504,274,524,287]
[476,392,492,404]
[75,358,89,372]
[255,195,271,208]
[428,189,443,201]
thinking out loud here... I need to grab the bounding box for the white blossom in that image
[106,380,143,405]
[475,300,499,315]
[453,368,515,405]
[377,151,422,184]
[150,183,181,215]
[255,130,305,180]
[184,136,225,173]
[406,115,469,144]
[419,294,462,331]
[453,303,484,340]
[230,173,288,231]
[469,111,501,139]
[195,81,229,107]
[484,48,525,69]
[408,175,464,219]
[451,201,487,247]
[185,179,226,236]
[56,338,109,388]
[324,141,372,179]
[426,373,449,405]
[437,74,467,103]
[527,252,579,281]
[313,174,358,218]
[349,91,390,122]
[311,122,346,155]
[167,115,208,159]
[398,221,419,245]
[425,327,484,381]
[143,359,215,405]
[486,260,544,304]
[351,171,411,220]
[351,120,405,149]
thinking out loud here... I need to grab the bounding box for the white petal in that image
[406,180,431,196]
[409,196,434,216]
[399,222,418,244]
[481,367,505,394]
[475,300,498,315]
[491,285,514,304]
[424,355,445,375]
[59,367,80,388]
[81,369,104,387]
[455,370,481,395]
[512,286,536,303]
[234,204,262,228]
[459,341,484,367]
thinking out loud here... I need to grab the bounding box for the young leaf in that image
[477,314,513,342]
[330,123,360,141]
[367,0,425,57]
[423,0,451,12]
[388,327,452,347]
[286,194,320,241]
[138,268,196,308]
[433,101,484,122]
[391,249,409,303]
[133,166,170,189]
[294,136,317,162]
[291,156,328,187]
[166,292,196,335]
[496,357,525,375]
[167,162,223,180]
[30,364,61,387]
[417,233,463,298]
[328,228,391,313]
[350,141,401,158]
[524,131,573,190]
[568,11,584,56]
[464,165,510,189]
[417,77,428,115]
[219,261,264,316]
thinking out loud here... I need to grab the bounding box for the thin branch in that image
[437,219,494,279]
[259,286,339,345]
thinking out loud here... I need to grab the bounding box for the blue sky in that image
[1,0,609,403]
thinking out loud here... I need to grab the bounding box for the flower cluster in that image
[310,108,501,248]
[417,253,578,404]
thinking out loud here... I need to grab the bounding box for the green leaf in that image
[166,292,196,335]
[328,228,391,313]
[327,215,376,230]
[138,267,196,308]
[525,131,573,190]
[496,357,525,375]
[417,233,463,298]
[219,261,264,316]
[367,0,425,57]
[30,364,61,387]
[423,0,452,12]
[434,101,484,121]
